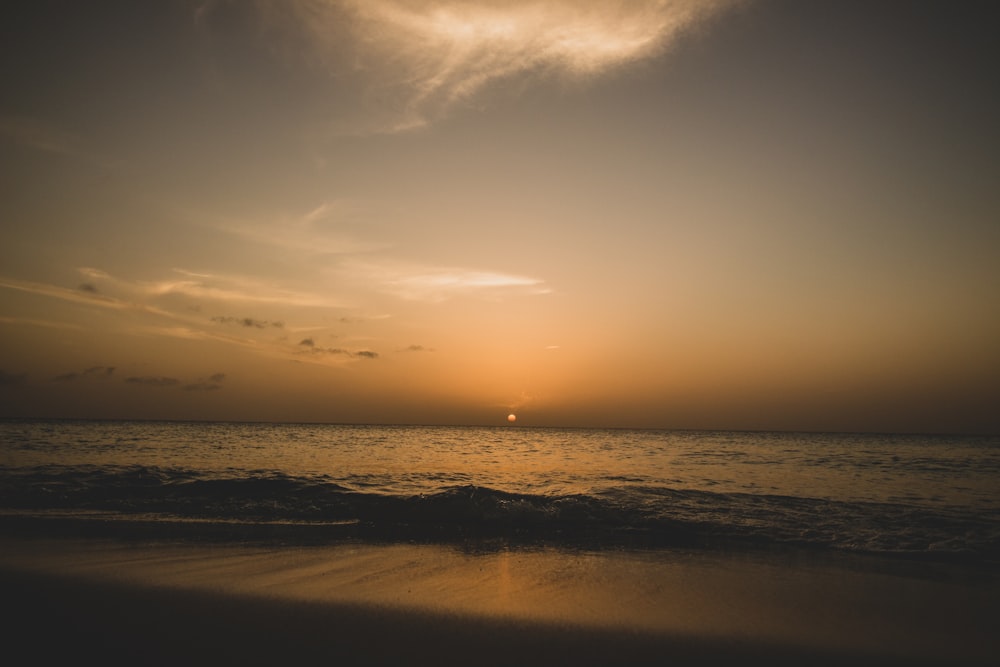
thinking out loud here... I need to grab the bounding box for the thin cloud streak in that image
[0,275,172,318]
[0,115,122,167]
[345,260,548,302]
[297,337,379,359]
[149,270,343,308]
[76,267,346,310]
[206,202,386,257]
[0,316,84,331]
[124,376,181,388]
[52,366,116,382]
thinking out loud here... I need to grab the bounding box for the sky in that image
[1,0,998,433]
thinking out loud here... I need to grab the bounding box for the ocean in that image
[1,420,998,565]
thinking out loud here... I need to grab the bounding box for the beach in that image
[3,536,997,666]
[3,422,997,664]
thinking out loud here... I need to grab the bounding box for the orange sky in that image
[1,0,998,433]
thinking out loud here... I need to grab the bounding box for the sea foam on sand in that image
[2,538,997,666]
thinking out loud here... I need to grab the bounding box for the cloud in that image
[0,273,184,325]
[404,344,434,352]
[148,269,345,308]
[206,201,386,257]
[116,372,228,391]
[183,382,222,391]
[0,269,360,368]
[0,316,83,331]
[244,0,741,132]
[125,376,181,388]
[52,366,116,382]
[390,268,549,301]
[507,390,537,411]
[0,275,140,312]
[0,370,28,387]
[183,372,227,392]
[0,116,120,166]
[345,260,549,302]
[297,338,378,359]
[212,316,284,329]
[0,266,341,316]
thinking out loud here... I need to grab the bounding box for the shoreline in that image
[3,536,998,665]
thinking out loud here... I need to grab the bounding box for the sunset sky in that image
[1,0,998,433]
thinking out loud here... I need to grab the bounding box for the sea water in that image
[1,420,997,563]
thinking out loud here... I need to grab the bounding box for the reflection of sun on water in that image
[507,413,517,423]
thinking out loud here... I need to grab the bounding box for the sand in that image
[2,537,997,665]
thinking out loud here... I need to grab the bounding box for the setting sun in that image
[507,414,517,423]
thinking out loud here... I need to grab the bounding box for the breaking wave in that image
[2,464,997,563]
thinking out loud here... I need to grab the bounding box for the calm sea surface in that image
[1,420,998,563]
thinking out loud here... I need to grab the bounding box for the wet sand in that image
[2,538,997,665]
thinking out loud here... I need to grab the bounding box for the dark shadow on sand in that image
[2,568,977,667]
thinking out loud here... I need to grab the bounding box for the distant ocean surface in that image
[2,420,998,565]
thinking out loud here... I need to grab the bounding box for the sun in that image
[507,413,517,423]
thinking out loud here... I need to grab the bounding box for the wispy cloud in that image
[345,260,549,302]
[125,376,180,388]
[227,201,385,256]
[507,390,538,412]
[147,269,342,308]
[0,274,174,318]
[212,316,284,329]
[242,0,740,132]
[297,337,378,359]
[183,373,227,391]
[0,269,363,366]
[72,267,345,310]
[52,366,116,382]
[0,115,118,165]
[0,316,83,331]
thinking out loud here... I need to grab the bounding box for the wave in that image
[1,465,998,564]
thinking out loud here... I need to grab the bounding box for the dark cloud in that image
[183,382,221,391]
[125,376,180,387]
[0,370,27,387]
[405,344,434,352]
[183,372,227,391]
[78,283,98,293]
[297,339,378,359]
[305,346,350,355]
[52,366,115,382]
[212,316,283,329]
